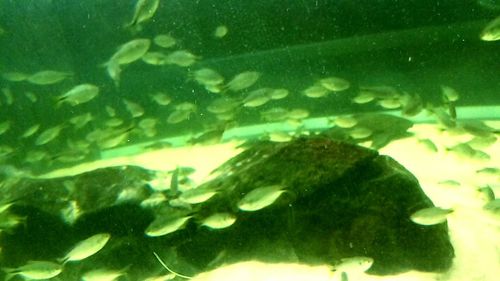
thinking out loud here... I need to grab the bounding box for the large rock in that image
[0,137,454,279]
[177,137,454,274]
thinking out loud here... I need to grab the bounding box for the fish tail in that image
[2,268,16,281]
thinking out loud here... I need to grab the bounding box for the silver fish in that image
[319,76,350,92]
[179,188,218,204]
[57,84,99,106]
[59,233,111,263]
[107,38,151,65]
[3,261,62,280]
[237,185,287,211]
[334,256,373,273]
[145,215,192,237]
[81,267,128,281]
[127,0,160,28]
[226,71,260,92]
[410,207,453,225]
[35,125,65,146]
[201,213,237,229]
[27,70,72,85]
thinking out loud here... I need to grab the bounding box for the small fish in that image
[427,105,456,128]
[237,185,287,211]
[20,124,41,138]
[214,25,229,38]
[410,207,453,225]
[287,108,309,119]
[176,102,197,112]
[166,50,198,67]
[126,0,160,29]
[333,116,358,128]
[378,98,401,109]
[3,261,62,280]
[105,38,151,65]
[24,150,48,163]
[179,188,218,204]
[57,84,99,106]
[440,85,460,102]
[2,87,14,105]
[145,215,193,237]
[333,256,373,273]
[142,52,169,65]
[150,92,172,105]
[106,60,122,87]
[24,91,38,103]
[243,88,271,107]
[70,112,94,129]
[207,97,241,114]
[201,213,236,229]
[169,167,179,195]
[123,99,144,118]
[140,193,168,208]
[437,180,461,188]
[268,88,289,100]
[349,127,372,139]
[476,167,500,176]
[268,131,293,142]
[138,118,157,130]
[105,118,124,127]
[303,84,329,98]
[0,120,11,135]
[167,110,192,124]
[418,138,438,153]
[226,71,260,92]
[352,92,375,104]
[154,34,176,48]
[447,143,489,160]
[59,233,111,263]
[192,68,224,86]
[35,125,65,146]
[480,15,500,41]
[319,76,350,92]
[105,105,116,117]
[96,126,134,149]
[2,71,29,82]
[27,70,72,85]
[400,93,423,117]
[81,267,128,281]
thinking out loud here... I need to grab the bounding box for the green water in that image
[0,2,500,281]
[0,1,498,171]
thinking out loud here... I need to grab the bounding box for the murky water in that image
[0,1,499,281]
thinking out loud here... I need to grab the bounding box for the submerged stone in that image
[177,137,454,275]
[0,137,454,278]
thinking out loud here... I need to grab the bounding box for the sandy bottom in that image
[37,122,500,281]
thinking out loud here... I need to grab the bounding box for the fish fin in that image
[2,268,16,281]
[153,252,193,279]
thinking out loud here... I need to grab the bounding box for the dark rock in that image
[0,165,154,219]
[177,137,454,275]
[0,137,454,278]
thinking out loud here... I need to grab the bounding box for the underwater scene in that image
[0,0,499,280]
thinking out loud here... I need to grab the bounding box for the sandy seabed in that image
[38,122,500,281]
